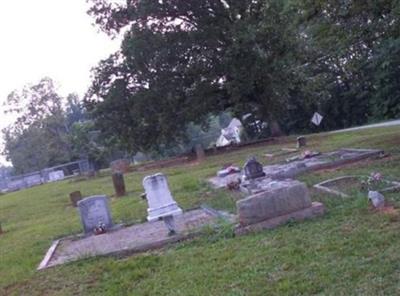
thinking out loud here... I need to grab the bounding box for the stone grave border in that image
[37,206,234,270]
[313,175,400,198]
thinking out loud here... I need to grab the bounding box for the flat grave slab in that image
[38,207,233,270]
[314,175,400,198]
[208,148,383,189]
[263,148,384,180]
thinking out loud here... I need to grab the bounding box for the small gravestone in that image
[0,222,3,235]
[243,157,265,180]
[78,195,113,235]
[70,191,83,207]
[112,172,126,197]
[195,144,205,161]
[143,173,182,234]
[297,136,307,148]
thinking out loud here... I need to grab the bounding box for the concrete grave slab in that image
[235,202,324,236]
[38,207,233,270]
[208,148,383,188]
[235,179,325,235]
[237,180,312,226]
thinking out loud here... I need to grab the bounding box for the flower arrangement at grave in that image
[361,172,386,191]
[93,220,107,235]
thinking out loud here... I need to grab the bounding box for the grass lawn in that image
[1,126,400,295]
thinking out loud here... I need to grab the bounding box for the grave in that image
[243,157,266,180]
[195,144,205,161]
[69,191,83,207]
[235,180,325,235]
[77,195,113,235]
[313,175,400,198]
[208,148,384,189]
[112,172,126,197]
[297,136,307,148]
[38,207,233,270]
[143,173,183,222]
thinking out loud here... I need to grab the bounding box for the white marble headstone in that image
[78,195,113,234]
[143,173,183,221]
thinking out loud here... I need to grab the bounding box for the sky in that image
[0,1,121,165]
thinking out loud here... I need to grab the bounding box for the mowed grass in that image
[1,126,400,295]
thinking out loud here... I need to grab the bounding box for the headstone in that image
[195,144,205,161]
[237,180,312,226]
[70,191,83,207]
[112,172,126,197]
[368,191,385,208]
[78,195,113,235]
[243,157,265,180]
[110,159,131,174]
[49,170,65,182]
[143,173,183,222]
[0,222,3,235]
[297,136,307,148]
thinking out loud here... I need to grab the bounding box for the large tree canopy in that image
[86,0,400,153]
[86,0,306,152]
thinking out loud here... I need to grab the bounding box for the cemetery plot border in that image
[314,175,400,198]
[37,207,233,270]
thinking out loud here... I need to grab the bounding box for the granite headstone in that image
[243,157,265,180]
[78,195,113,234]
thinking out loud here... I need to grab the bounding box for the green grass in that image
[1,126,400,295]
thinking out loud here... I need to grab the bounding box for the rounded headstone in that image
[77,195,113,235]
[297,136,307,148]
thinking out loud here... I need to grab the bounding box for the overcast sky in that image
[0,1,120,165]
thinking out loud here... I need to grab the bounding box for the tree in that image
[2,78,73,173]
[86,0,304,153]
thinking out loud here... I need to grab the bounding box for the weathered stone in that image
[243,157,265,180]
[69,191,83,207]
[143,173,182,221]
[235,202,324,235]
[237,180,312,226]
[112,172,126,197]
[78,195,113,235]
[368,191,385,208]
[110,159,131,174]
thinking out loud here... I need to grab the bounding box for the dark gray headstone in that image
[297,136,307,148]
[78,195,113,234]
[243,157,265,180]
[70,191,83,207]
[112,172,126,197]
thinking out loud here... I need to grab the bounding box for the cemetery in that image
[1,126,400,294]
